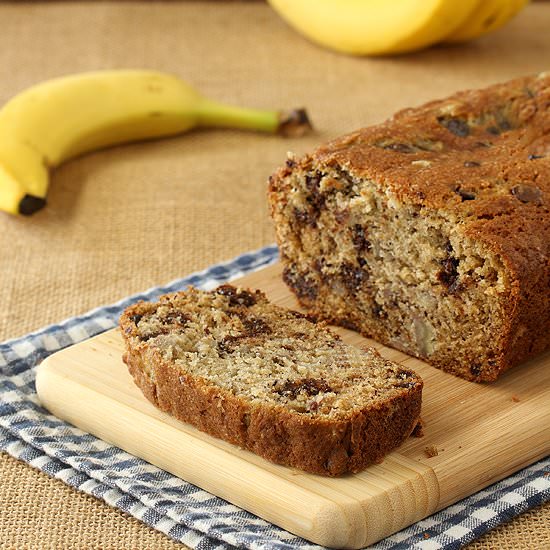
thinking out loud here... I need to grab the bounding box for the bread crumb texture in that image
[120,285,423,476]
[269,72,550,382]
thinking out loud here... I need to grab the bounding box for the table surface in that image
[1,1,549,548]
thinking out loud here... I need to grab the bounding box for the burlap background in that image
[0,1,548,548]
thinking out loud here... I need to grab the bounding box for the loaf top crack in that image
[120,285,422,476]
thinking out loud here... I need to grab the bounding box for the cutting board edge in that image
[35,351,442,549]
[31,258,550,548]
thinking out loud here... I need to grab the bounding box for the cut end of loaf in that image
[272,165,511,382]
[120,285,423,476]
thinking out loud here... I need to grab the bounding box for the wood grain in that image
[35,263,550,548]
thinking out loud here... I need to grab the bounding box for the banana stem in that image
[195,98,312,137]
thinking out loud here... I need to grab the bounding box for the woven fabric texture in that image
[1,1,550,548]
[3,449,549,550]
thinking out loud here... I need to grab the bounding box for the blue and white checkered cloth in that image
[0,245,548,550]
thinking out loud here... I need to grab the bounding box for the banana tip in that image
[19,194,46,216]
[278,108,313,137]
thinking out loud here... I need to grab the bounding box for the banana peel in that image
[268,0,529,55]
[0,70,312,216]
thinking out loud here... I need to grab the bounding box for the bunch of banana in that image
[268,0,529,56]
[0,70,312,216]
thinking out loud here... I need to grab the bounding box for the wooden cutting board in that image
[35,263,550,549]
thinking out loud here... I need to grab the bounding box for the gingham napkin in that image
[0,245,548,550]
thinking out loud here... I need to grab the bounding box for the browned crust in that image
[269,72,550,381]
[120,300,422,477]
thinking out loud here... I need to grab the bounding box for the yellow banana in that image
[267,0,479,56]
[444,0,529,43]
[0,70,311,216]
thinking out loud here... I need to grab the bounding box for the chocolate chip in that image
[217,335,240,357]
[372,303,387,319]
[528,154,544,160]
[139,331,161,342]
[395,369,417,387]
[287,310,307,319]
[274,378,333,399]
[454,186,476,201]
[511,184,542,205]
[216,285,257,307]
[241,316,272,336]
[486,126,500,135]
[160,311,189,326]
[286,158,296,168]
[437,116,470,137]
[463,161,481,167]
[470,364,482,377]
[382,142,417,153]
[293,207,318,228]
[339,318,360,331]
[358,257,368,267]
[287,310,318,323]
[397,369,416,379]
[283,265,318,302]
[341,263,367,292]
[351,224,371,253]
[130,314,142,325]
[396,380,417,389]
[304,172,325,212]
[437,256,461,293]
[305,172,321,192]
[221,313,272,341]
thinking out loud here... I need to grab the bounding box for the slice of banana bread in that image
[120,285,422,476]
[268,72,550,382]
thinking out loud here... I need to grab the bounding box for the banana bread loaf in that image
[120,285,422,476]
[268,72,550,382]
